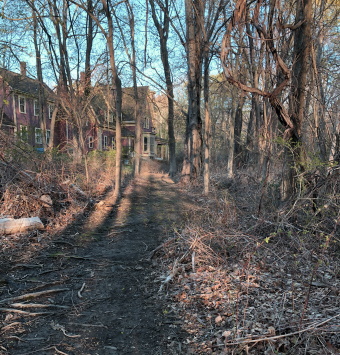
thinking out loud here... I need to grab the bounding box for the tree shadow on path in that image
[0,171,190,355]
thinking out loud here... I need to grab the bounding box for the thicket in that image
[0,131,125,229]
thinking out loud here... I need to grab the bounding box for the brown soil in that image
[0,172,193,355]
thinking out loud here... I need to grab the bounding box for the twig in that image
[68,322,106,328]
[107,229,129,237]
[148,238,176,261]
[0,308,53,316]
[223,313,340,346]
[77,282,86,299]
[1,322,21,332]
[50,321,81,338]
[10,303,69,309]
[251,215,302,231]
[159,259,184,292]
[5,335,25,342]
[17,346,68,355]
[0,288,69,305]
[53,347,69,355]
[53,240,76,247]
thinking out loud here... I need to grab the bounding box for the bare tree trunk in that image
[234,94,245,166]
[32,10,47,151]
[203,55,211,194]
[282,0,312,199]
[181,0,203,182]
[149,0,176,177]
[84,0,93,97]
[226,103,235,178]
[101,0,123,197]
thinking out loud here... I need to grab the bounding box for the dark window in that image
[46,130,51,145]
[19,96,26,113]
[34,100,40,116]
[35,128,42,144]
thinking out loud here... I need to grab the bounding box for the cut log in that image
[0,217,44,235]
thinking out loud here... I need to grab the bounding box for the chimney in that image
[20,62,27,76]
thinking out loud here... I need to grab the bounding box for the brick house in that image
[0,63,56,150]
[0,64,167,159]
[121,86,168,159]
[87,84,115,152]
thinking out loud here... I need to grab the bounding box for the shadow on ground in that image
[0,171,191,355]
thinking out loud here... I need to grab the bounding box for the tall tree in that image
[149,0,176,177]
[113,0,141,176]
[221,0,313,199]
[181,0,204,183]
[97,0,123,197]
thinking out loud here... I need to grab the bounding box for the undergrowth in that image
[155,163,339,354]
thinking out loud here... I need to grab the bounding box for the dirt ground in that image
[1,167,339,355]
[0,171,193,355]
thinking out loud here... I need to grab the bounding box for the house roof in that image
[0,67,55,100]
[91,85,154,125]
[122,86,153,122]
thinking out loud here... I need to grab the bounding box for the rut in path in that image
[0,172,190,355]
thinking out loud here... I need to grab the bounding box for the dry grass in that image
[0,133,130,232]
[155,165,340,354]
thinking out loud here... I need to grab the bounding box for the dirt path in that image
[0,172,191,355]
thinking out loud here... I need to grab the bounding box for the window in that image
[19,96,26,113]
[46,130,51,146]
[150,136,155,154]
[112,137,116,149]
[143,117,150,129]
[108,112,113,123]
[143,136,148,152]
[35,128,43,144]
[34,100,40,116]
[88,136,93,148]
[103,135,108,149]
[48,104,54,120]
[20,125,28,142]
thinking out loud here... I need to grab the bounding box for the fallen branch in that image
[10,303,69,309]
[68,322,106,328]
[1,322,21,332]
[0,288,69,305]
[223,313,340,346]
[148,238,177,261]
[0,308,53,316]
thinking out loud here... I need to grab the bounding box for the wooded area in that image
[0,0,339,197]
[0,0,339,354]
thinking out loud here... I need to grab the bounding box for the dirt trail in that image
[0,172,192,355]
